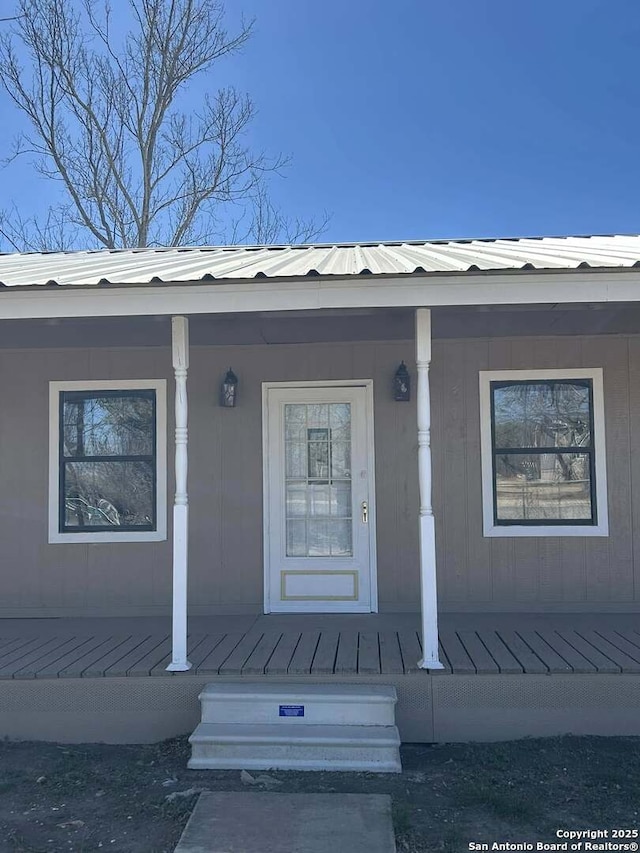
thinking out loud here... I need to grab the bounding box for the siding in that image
[0,333,638,617]
[0,341,418,617]
[431,335,637,611]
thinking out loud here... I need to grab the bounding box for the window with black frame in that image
[59,389,157,532]
[490,379,595,526]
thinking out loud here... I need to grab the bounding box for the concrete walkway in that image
[174,791,396,853]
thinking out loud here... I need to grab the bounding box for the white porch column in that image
[166,315,192,671]
[416,308,444,669]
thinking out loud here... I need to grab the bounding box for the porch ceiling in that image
[1,301,639,348]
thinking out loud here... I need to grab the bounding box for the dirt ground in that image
[0,735,638,853]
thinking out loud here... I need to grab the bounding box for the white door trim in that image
[262,380,378,614]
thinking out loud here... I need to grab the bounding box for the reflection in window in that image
[284,403,352,557]
[490,380,596,525]
[60,390,156,532]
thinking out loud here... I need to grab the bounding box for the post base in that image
[417,658,445,670]
[166,660,192,672]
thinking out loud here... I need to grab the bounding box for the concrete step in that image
[197,682,397,726]
[188,722,402,772]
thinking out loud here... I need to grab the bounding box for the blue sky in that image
[1,0,639,244]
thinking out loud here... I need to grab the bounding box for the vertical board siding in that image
[486,339,516,604]
[0,331,639,617]
[628,337,640,605]
[464,340,492,603]
[441,341,469,602]
[435,334,638,611]
[589,338,634,602]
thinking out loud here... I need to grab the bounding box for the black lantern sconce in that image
[393,361,410,402]
[220,368,238,407]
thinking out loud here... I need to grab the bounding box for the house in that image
[0,234,640,744]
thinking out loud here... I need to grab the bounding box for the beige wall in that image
[0,340,418,617]
[431,335,638,612]
[0,331,638,617]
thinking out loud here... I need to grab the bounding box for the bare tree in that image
[0,0,327,250]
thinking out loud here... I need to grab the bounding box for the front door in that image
[263,383,376,613]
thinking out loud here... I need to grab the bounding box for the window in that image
[479,369,608,537]
[49,380,167,543]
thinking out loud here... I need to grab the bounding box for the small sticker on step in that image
[279,704,304,717]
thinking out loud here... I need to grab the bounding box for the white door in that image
[263,383,377,613]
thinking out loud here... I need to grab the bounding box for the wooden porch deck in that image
[0,613,639,679]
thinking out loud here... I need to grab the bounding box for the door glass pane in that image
[285,443,306,478]
[329,404,351,439]
[329,520,352,556]
[330,482,351,516]
[307,404,329,428]
[307,519,330,556]
[284,405,306,440]
[285,483,307,517]
[330,442,351,478]
[284,403,353,557]
[286,519,307,556]
[307,430,330,481]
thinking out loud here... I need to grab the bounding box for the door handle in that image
[361,501,368,524]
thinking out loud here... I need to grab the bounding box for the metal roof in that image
[1,234,640,288]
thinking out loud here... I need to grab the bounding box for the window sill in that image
[483,522,609,538]
[48,529,167,544]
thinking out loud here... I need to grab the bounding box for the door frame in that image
[262,379,378,614]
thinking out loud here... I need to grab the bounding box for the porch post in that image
[166,315,192,671]
[415,308,444,669]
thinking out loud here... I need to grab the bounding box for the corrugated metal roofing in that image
[1,234,640,288]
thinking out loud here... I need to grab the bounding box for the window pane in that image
[307,483,331,516]
[307,404,329,428]
[329,404,351,440]
[285,443,306,478]
[63,393,154,457]
[494,452,592,522]
[284,405,306,440]
[329,520,352,556]
[307,519,331,556]
[330,482,351,517]
[283,401,353,557]
[63,460,154,528]
[285,483,307,518]
[331,442,351,478]
[286,519,307,557]
[493,382,591,450]
[307,430,330,480]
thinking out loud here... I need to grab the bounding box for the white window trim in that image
[48,379,167,543]
[479,368,609,538]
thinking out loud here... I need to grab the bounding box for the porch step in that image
[197,682,397,726]
[188,723,401,772]
[188,682,401,773]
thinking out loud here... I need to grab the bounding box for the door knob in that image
[361,501,368,523]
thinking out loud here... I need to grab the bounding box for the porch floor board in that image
[0,613,639,679]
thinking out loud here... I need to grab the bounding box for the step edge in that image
[187,757,402,773]
[189,730,401,748]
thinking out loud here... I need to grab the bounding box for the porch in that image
[1,612,639,745]
[2,612,640,678]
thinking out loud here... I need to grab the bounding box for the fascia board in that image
[0,269,638,320]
